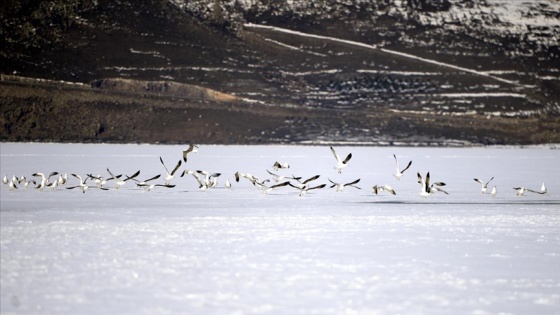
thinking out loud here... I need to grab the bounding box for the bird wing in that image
[170,160,182,176]
[330,146,341,163]
[474,178,483,184]
[342,153,352,165]
[125,170,141,181]
[345,178,360,186]
[145,174,161,182]
[401,160,412,173]
[303,175,320,184]
[308,184,327,191]
[160,157,170,174]
[383,185,396,195]
[270,181,290,189]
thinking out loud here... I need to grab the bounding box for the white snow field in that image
[1,143,559,314]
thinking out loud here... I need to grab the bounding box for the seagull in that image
[372,184,396,195]
[182,144,199,162]
[8,179,17,191]
[292,174,321,190]
[234,172,260,186]
[67,174,109,193]
[273,161,290,171]
[417,172,448,197]
[160,156,182,185]
[330,146,352,174]
[196,170,221,188]
[2,175,7,185]
[491,185,497,198]
[267,170,300,183]
[107,168,140,189]
[257,181,291,194]
[32,172,59,191]
[87,174,118,188]
[23,179,36,188]
[514,183,547,196]
[57,173,68,186]
[328,178,361,192]
[131,174,161,187]
[540,182,547,194]
[393,154,412,181]
[474,177,494,194]
[288,182,326,196]
[225,178,232,189]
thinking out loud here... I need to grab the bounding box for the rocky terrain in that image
[1,0,559,145]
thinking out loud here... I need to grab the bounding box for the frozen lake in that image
[1,143,559,314]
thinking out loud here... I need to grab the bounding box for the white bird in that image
[267,170,300,183]
[107,168,140,189]
[132,174,161,187]
[257,181,291,194]
[540,182,547,194]
[330,146,352,174]
[182,144,199,162]
[292,174,321,190]
[57,173,68,186]
[160,156,182,185]
[2,175,8,185]
[196,170,221,188]
[372,184,396,195]
[67,174,109,193]
[393,154,412,181]
[491,185,497,198]
[32,172,59,191]
[474,177,494,194]
[8,179,18,191]
[288,182,326,196]
[24,179,36,188]
[225,178,232,189]
[514,183,547,196]
[328,178,361,192]
[417,172,448,198]
[273,161,290,171]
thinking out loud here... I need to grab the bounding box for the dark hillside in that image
[1,0,558,145]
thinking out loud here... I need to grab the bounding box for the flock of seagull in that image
[2,144,549,198]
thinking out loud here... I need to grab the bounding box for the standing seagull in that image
[393,154,412,181]
[491,185,497,198]
[330,146,352,174]
[474,177,494,194]
[160,156,182,185]
[182,144,198,162]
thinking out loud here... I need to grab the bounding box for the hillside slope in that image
[1,0,558,145]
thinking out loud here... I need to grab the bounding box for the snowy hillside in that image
[0,0,558,145]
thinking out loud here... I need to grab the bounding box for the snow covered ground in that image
[1,143,559,314]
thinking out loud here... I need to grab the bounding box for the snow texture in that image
[1,143,559,314]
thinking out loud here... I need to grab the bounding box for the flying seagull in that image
[160,156,182,185]
[288,182,326,197]
[67,174,109,193]
[417,172,448,198]
[273,161,290,171]
[328,178,361,192]
[32,172,59,191]
[372,184,396,195]
[330,146,352,174]
[182,144,198,162]
[393,154,412,181]
[107,168,140,189]
[474,177,494,194]
[513,183,547,196]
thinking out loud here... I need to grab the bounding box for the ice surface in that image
[1,143,559,314]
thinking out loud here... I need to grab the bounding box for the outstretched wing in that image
[342,153,352,165]
[170,160,182,176]
[401,160,412,173]
[160,157,170,174]
[330,146,341,163]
